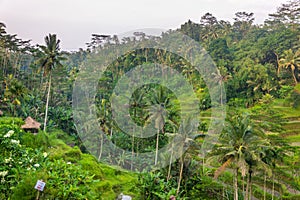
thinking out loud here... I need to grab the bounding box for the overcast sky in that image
[0,0,287,51]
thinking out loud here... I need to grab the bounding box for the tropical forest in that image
[0,0,300,199]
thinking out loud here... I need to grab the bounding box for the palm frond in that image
[214,156,233,179]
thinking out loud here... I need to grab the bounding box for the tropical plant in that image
[278,49,300,84]
[36,34,66,132]
[0,118,47,199]
[209,112,269,200]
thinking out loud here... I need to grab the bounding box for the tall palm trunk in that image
[220,85,223,106]
[272,174,275,200]
[242,175,245,196]
[43,72,51,132]
[249,171,252,200]
[245,173,250,200]
[98,134,103,160]
[155,129,159,165]
[275,52,280,76]
[264,172,267,200]
[234,168,239,200]
[177,156,184,195]
[245,170,252,200]
[167,146,173,181]
[291,68,298,85]
[131,131,135,171]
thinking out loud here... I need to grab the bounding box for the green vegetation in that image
[0,0,300,199]
[0,117,139,199]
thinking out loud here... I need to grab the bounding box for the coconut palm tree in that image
[210,112,268,200]
[243,142,273,200]
[175,117,198,195]
[146,85,178,165]
[129,89,147,170]
[211,66,230,106]
[278,49,300,84]
[219,20,232,37]
[147,103,167,165]
[36,34,66,131]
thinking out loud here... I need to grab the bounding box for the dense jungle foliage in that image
[0,0,300,199]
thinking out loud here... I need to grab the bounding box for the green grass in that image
[285,134,300,143]
[272,99,300,118]
[282,121,300,137]
[271,99,300,146]
[46,134,140,199]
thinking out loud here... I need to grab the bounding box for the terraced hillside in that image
[198,93,300,199]
[274,85,300,147]
[249,91,300,199]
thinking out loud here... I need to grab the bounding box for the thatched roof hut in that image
[21,117,41,134]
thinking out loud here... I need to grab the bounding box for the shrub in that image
[12,159,100,200]
[138,171,177,200]
[0,124,47,199]
[291,86,300,108]
[21,131,50,151]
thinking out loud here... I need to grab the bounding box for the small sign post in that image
[34,180,46,200]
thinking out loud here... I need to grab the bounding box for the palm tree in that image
[278,49,300,84]
[147,103,167,165]
[129,89,147,170]
[175,118,197,195]
[37,34,66,131]
[212,66,230,106]
[165,131,177,181]
[243,143,273,200]
[219,20,232,37]
[146,85,178,165]
[210,112,267,200]
[97,98,110,160]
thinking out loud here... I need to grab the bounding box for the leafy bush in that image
[138,171,177,200]
[183,170,233,199]
[291,84,300,108]
[0,121,47,199]
[21,131,50,151]
[278,85,294,99]
[12,159,100,200]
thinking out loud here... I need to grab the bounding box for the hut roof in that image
[21,117,41,129]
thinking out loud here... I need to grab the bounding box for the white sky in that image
[0,0,287,51]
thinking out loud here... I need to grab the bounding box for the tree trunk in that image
[234,168,239,200]
[131,132,135,171]
[43,73,51,132]
[177,156,184,195]
[98,134,103,160]
[220,84,223,106]
[291,67,298,85]
[275,52,280,76]
[264,172,266,200]
[155,129,159,165]
[203,154,205,175]
[249,171,252,200]
[245,173,250,200]
[272,174,275,200]
[167,147,173,181]
[242,175,245,196]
